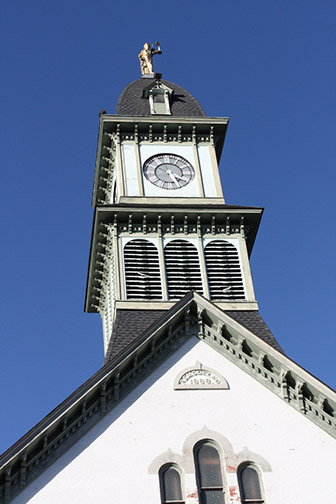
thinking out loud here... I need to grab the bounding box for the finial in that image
[138,42,162,76]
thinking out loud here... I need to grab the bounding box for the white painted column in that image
[197,216,210,299]
[134,125,144,196]
[116,125,126,198]
[192,126,205,197]
[157,216,168,301]
[113,215,122,300]
[209,127,224,199]
[238,235,256,302]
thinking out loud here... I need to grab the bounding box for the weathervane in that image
[138,42,162,75]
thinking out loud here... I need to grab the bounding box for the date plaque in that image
[174,361,229,390]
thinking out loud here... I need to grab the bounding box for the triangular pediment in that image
[0,293,335,502]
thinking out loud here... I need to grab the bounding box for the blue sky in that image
[1,0,335,454]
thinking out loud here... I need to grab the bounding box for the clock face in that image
[143,154,195,190]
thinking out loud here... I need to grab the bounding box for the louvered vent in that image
[204,240,245,300]
[164,239,203,300]
[124,239,162,300]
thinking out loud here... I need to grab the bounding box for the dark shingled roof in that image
[224,310,285,354]
[104,306,284,365]
[104,309,167,365]
[116,78,206,117]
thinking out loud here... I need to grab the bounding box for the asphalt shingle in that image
[103,309,167,365]
[116,78,206,117]
[224,310,285,354]
[104,305,284,365]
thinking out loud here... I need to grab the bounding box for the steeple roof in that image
[115,77,206,117]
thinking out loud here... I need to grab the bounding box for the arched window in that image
[238,464,265,503]
[164,239,203,300]
[124,239,162,300]
[159,465,185,504]
[204,240,245,301]
[194,442,225,504]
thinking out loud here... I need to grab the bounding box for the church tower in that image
[1,44,335,504]
[84,49,275,360]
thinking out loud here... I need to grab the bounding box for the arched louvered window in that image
[204,240,245,301]
[194,442,225,504]
[164,239,203,300]
[238,464,265,503]
[159,465,185,504]
[124,239,162,300]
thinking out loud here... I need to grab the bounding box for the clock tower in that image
[2,44,335,504]
[85,61,262,356]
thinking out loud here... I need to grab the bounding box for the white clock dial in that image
[143,154,195,190]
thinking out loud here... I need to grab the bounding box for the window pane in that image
[241,467,262,500]
[162,467,183,501]
[201,489,225,504]
[198,445,223,488]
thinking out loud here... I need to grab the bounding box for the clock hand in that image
[167,169,179,186]
[172,173,187,182]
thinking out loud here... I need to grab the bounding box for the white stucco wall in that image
[13,338,335,504]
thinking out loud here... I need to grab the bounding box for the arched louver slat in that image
[164,239,203,300]
[124,239,162,300]
[204,240,245,301]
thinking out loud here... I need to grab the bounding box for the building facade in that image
[0,58,335,504]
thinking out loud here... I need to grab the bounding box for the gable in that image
[1,293,335,503]
[8,337,336,503]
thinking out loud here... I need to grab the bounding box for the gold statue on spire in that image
[138,42,162,75]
